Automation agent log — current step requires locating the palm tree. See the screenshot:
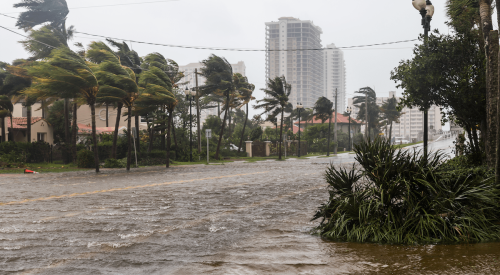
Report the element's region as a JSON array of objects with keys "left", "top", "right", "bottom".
[
  {"left": 199, "top": 55, "right": 252, "bottom": 159},
  {"left": 0, "top": 96, "right": 13, "bottom": 142},
  {"left": 353, "top": 87, "right": 379, "bottom": 140},
  {"left": 25, "top": 47, "right": 100, "bottom": 172},
  {"left": 106, "top": 39, "right": 143, "bottom": 155},
  {"left": 254, "top": 76, "right": 291, "bottom": 160},
  {"left": 313, "top": 97, "right": 334, "bottom": 155},
  {"left": 380, "top": 96, "right": 403, "bottom": 142},
  {"left": 15, "top": 0, "right": 76, "bottom": 148},
  {"left": 86, "top": 41, "right": 139, "bottom": 170},
  {"left": 2, "top": 61, "right": 33, "bottom": 143},
  {"left": 236, "top": 76, "right": 255, "bottom": 153}
]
